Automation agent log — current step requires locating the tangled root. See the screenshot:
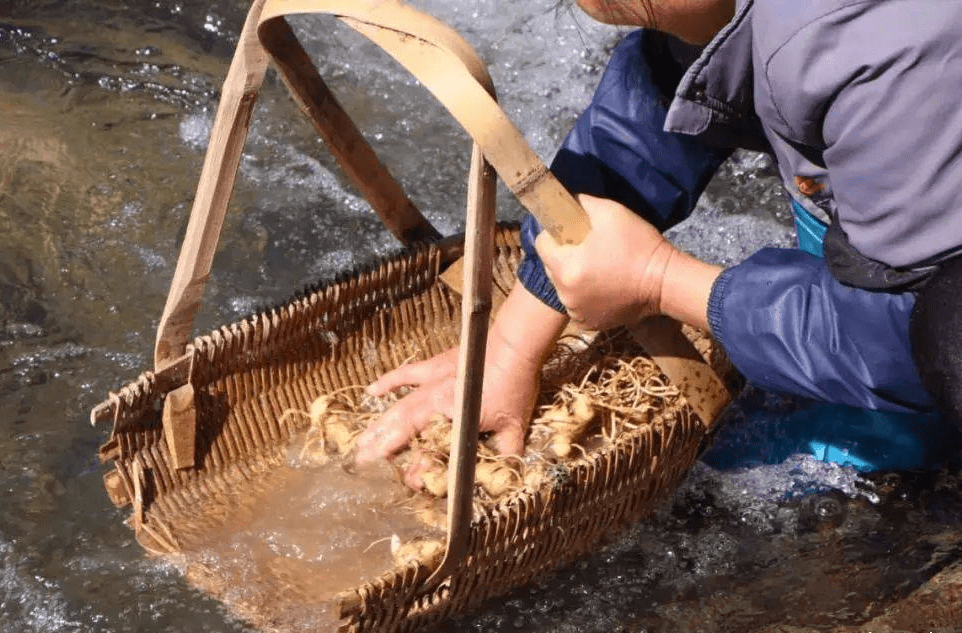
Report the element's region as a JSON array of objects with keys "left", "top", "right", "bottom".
[{"left": 280, "top": 385, "right": 375, "bottom": 465}]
